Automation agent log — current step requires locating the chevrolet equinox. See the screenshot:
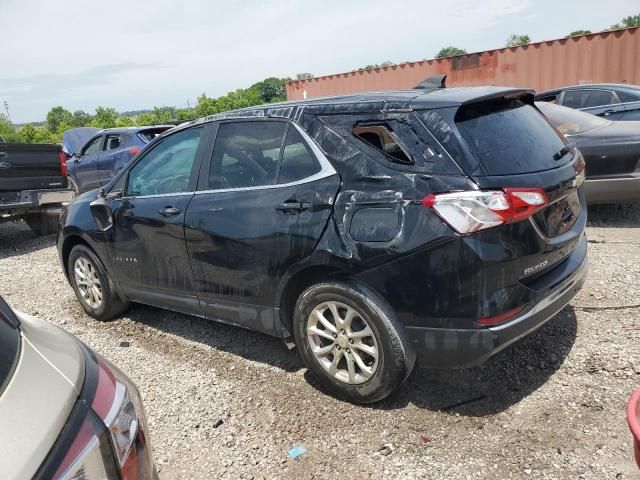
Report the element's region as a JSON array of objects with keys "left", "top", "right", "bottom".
[{"left": 58, "top": 85, "right": 587, "bottom": 403}]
